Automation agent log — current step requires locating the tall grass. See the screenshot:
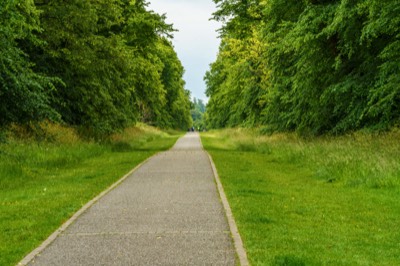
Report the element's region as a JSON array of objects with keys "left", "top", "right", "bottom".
[
  {"left": 202, "top": 128, "right": 400, "bottom": 265},
  {"left": 205, "top": 128, "right": 400, "bottom": 189},
  {"left": 0, "top": 123, "right": 181, "bottom": 266}
]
